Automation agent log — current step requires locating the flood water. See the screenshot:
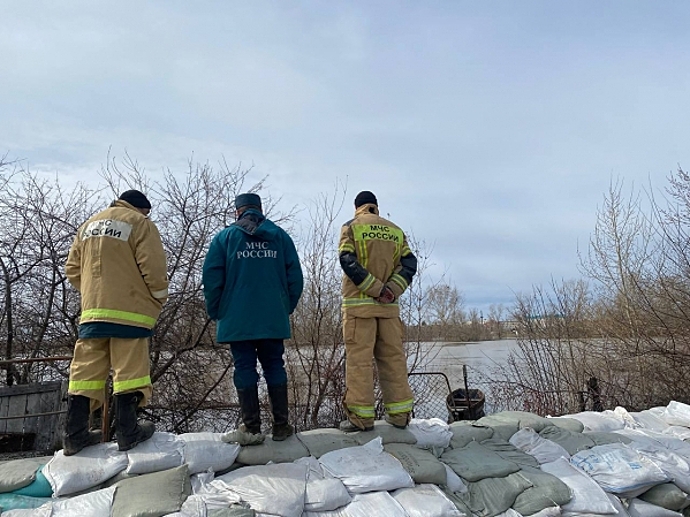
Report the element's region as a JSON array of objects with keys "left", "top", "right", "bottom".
[{"left": 410, "top": 339, "right": 521, "bottom": 418}]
